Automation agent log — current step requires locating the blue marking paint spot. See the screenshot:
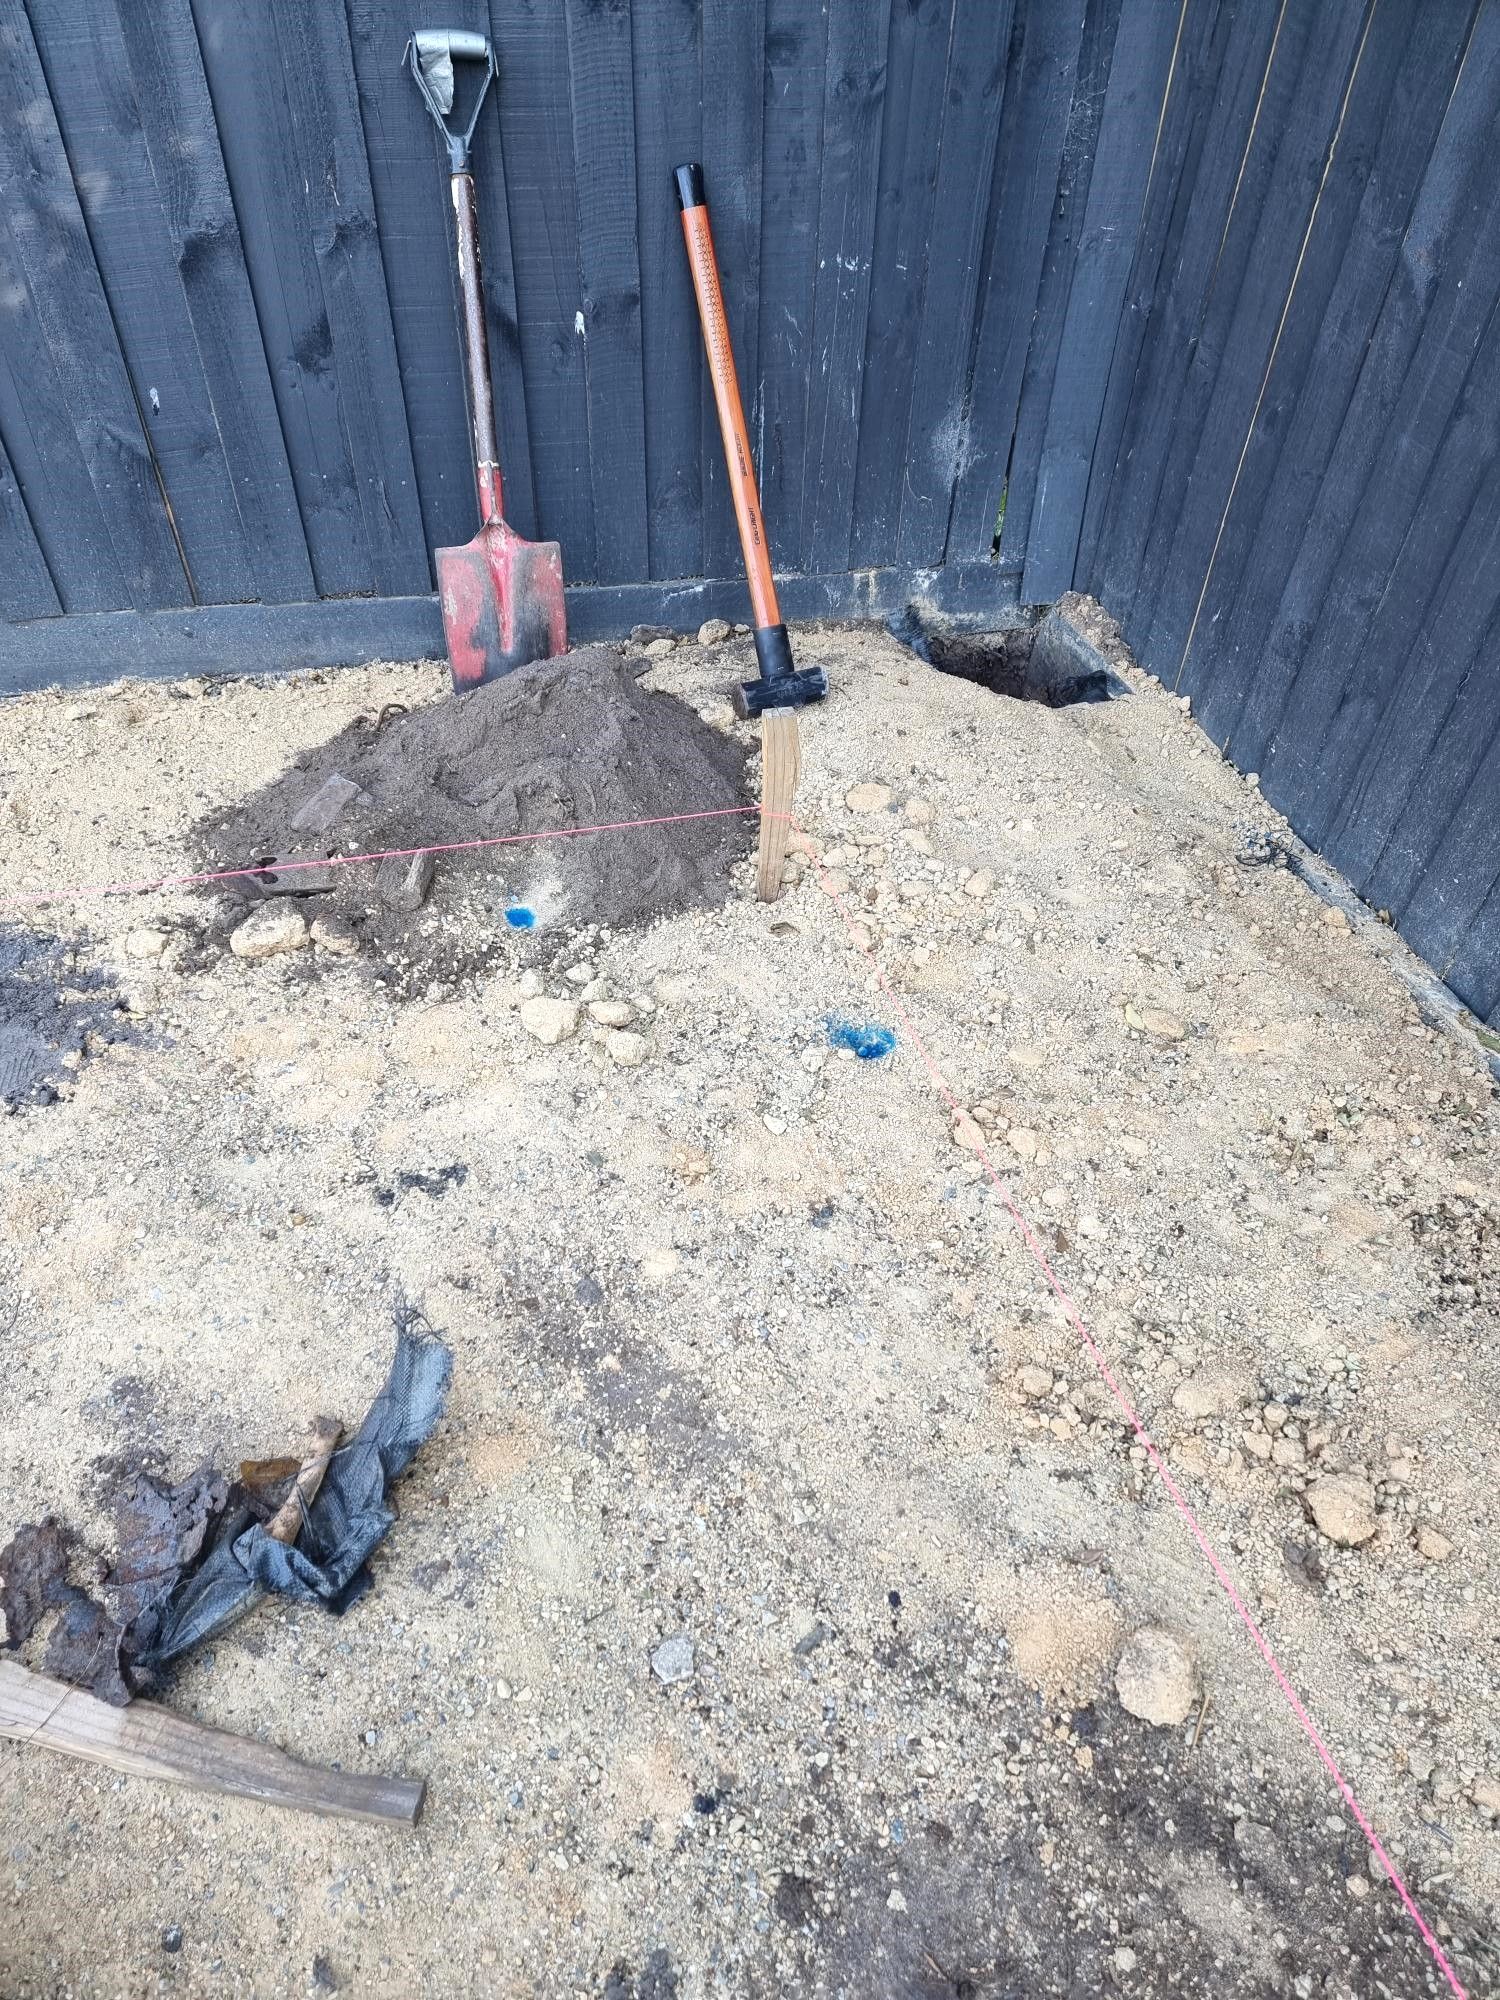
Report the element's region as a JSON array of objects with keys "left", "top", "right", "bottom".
[
  {"left": 504, "top": 906, "right": 537, "bottom": 930},
  {"left": 827, "top": 1017, "right": 896, "bottom": 1061}
]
